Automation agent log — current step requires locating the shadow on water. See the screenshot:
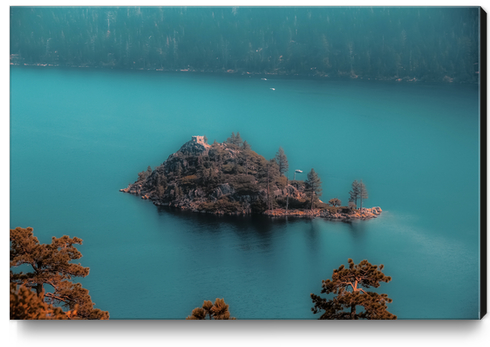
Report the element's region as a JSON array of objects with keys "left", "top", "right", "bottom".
[
  {"left": 343, "top": 219, "right": 367, "bottom": 240},
  {"left": 155, "top": 206, "right": 315, "bottom": 251},
  {"left": 156, "top": 206, "right": 308, "bottom": 232}
]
